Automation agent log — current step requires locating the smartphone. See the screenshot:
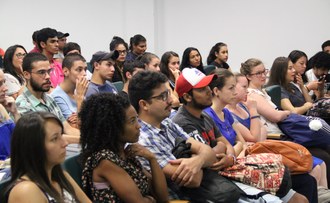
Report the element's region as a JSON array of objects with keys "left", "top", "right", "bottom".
[{"left": 318, "top": 75, "right": 326, "bottom": 82}]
